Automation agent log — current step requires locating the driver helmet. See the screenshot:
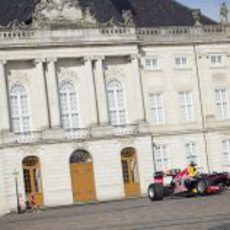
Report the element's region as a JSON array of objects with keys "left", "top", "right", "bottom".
[{"left": 190, "top": 161, "right": 197, "bottom": 166}]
